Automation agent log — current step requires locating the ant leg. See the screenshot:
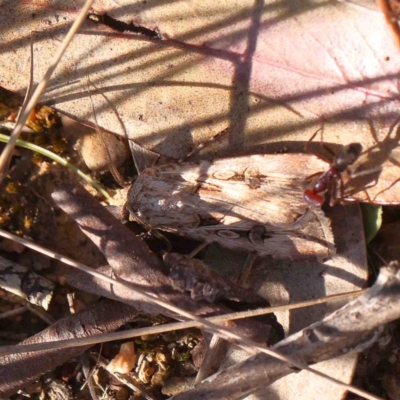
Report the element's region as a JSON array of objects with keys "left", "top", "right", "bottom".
[
  {"left": 364, "top": 116, "right": 400, "bottom": 155},
  {"left": 329, "top": 176, "right": 343, "bottom": 207},
  {"left": 304, "top": 127, "right": 322, "bottom": 153},
  {"left": 339, "top": 176, "right": 345, "bottom": 202},
  {"left": 367, "top": 118, "right": 380, "bottom": 145},
  {"left": 371, "top": 177, "right": 400, "bottom": 202},
  {"left": 238, "top": 253, "right": 257, "bottom": 288},
  {"left": 348, "top": 166, "right": 382, "bottom": 180},
  {"left": 316, "top": 127, "right": 338, "bottom": 160},
  {"left": 320, "top": 143, "right": 336, "bottom": 159},
  {"left": 188, "top": 241, "right": 210, "bottom": 257},
  {"left": 346, "top": 166, "right": 380, "bottom": 201},
  {"left": 362, "top": 189, "right": 373, "bottom": 203},
  {"left": 364, "top": 179, "right": 379, "bottom": 191},
  {"left": 305, "top": 127, "right": 333, "bottom": 164},
  {"left": 305, "top": 171, "right": 323, "bottom": 182},
  {"left": 338, "top": 165, "right": 380, "bottom": 202}
]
